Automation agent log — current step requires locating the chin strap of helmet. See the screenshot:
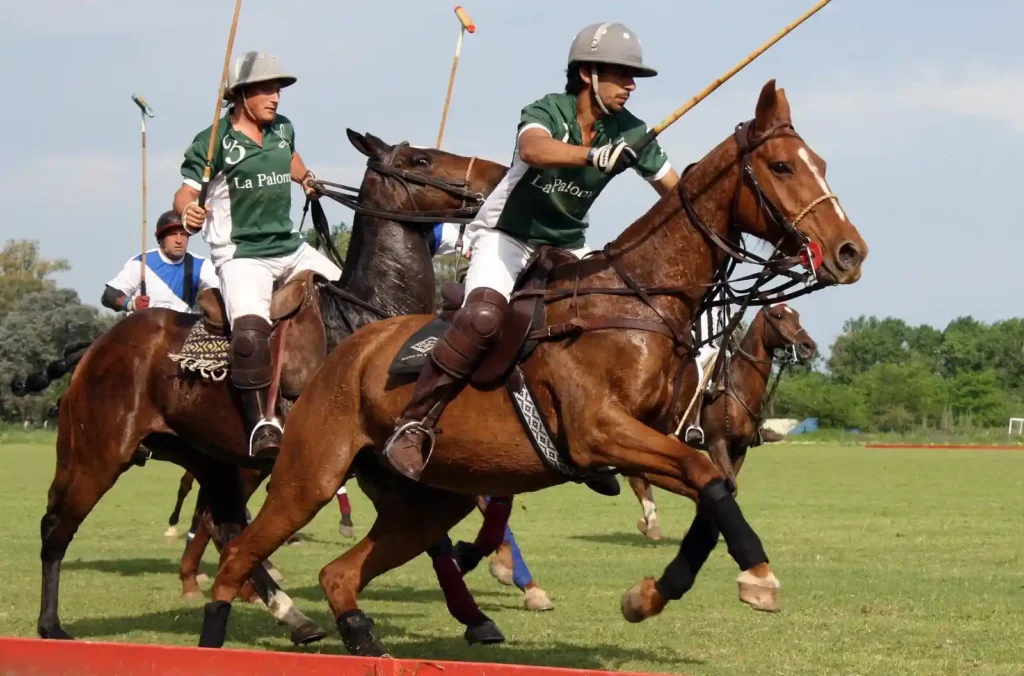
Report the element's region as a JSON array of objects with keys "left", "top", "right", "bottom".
[{"left": 590, "top": 64, "right": 610, "bottom": 116}]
